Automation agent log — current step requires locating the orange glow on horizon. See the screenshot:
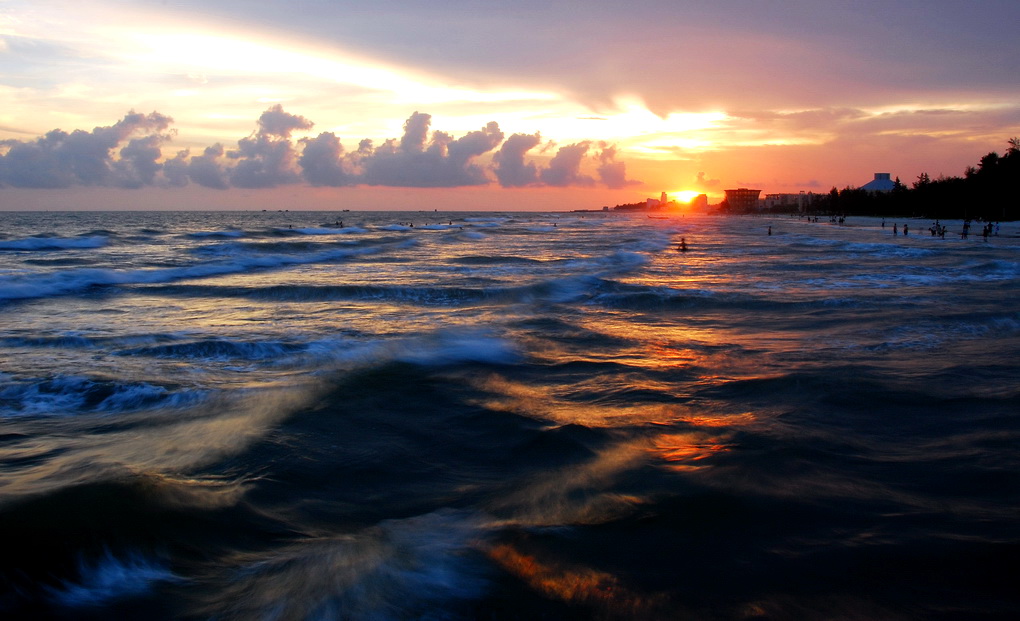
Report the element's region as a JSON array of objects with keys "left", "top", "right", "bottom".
[{"left": 671, "top": 190, "right": 702, "bottom": 204}]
